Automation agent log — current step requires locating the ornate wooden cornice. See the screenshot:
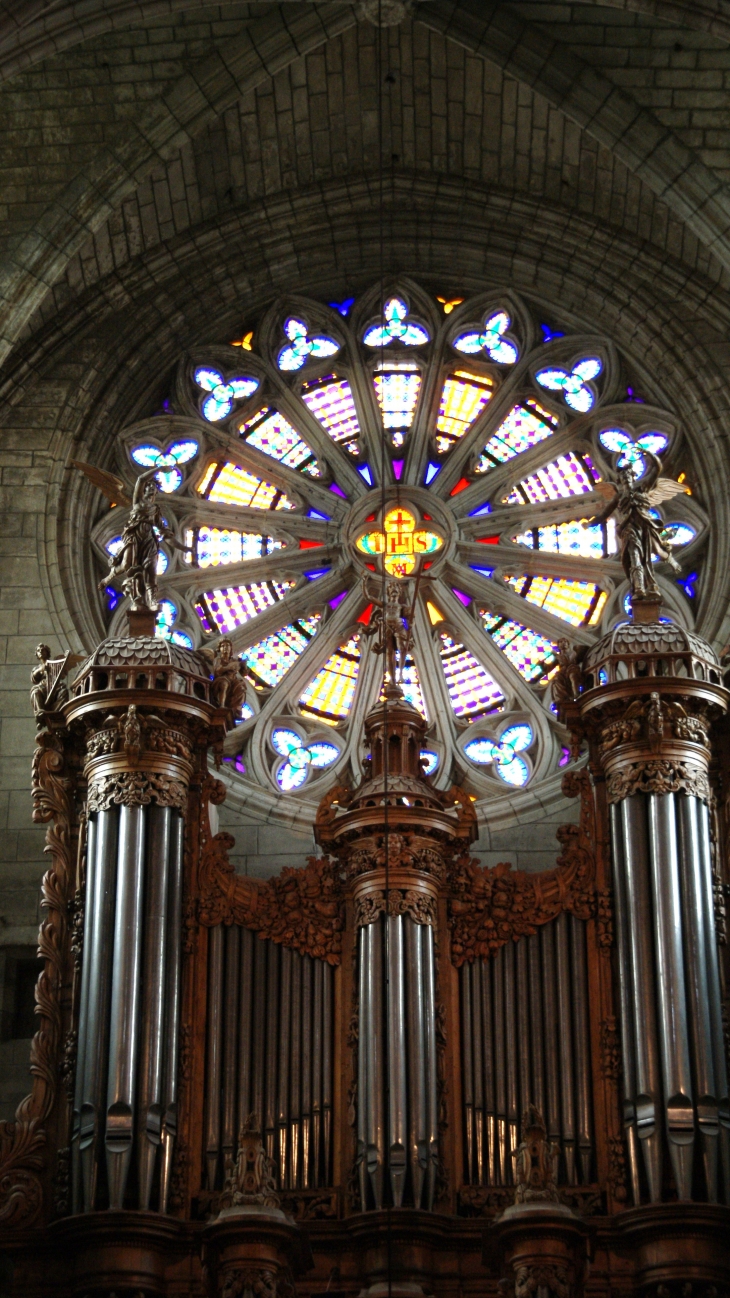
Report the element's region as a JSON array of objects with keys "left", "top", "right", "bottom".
[
  {"left": 448, "top": 770, "right": 597, "bottom": 966},
  {"left": 197, "top": 832, "right": 345, "bottom": 965}
]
